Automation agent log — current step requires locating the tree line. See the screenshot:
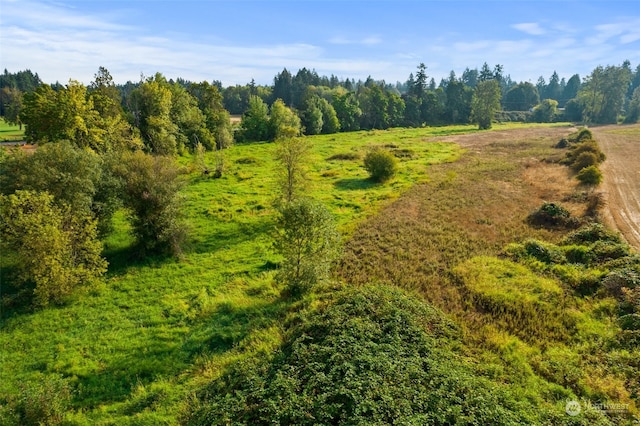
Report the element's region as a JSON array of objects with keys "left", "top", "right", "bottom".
[{"left": 2, "top": 60, "right": 640, "bottom": 148}]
